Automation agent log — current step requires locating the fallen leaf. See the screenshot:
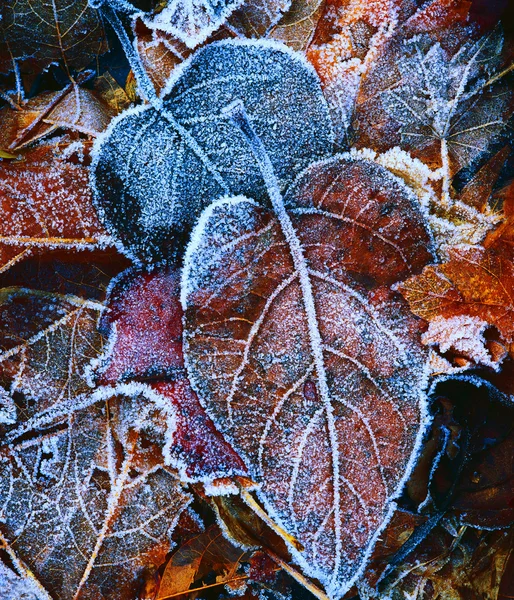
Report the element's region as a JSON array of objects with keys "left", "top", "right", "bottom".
[
  {"left": 157, "top": 525, "right": 245, "bottom": 599},
  {"left": 182, "top": 151, "right": 432, "bottom": 596},
  {"left": 397, "top": 245, "right": 514, "bottom": 346},
  {"left": 0, "top": 384, "right": 191, "bottom": 600},
  {"left": 0, "top": 287, "right": 104, "bottom": 407},
  {"left": 0, "top": 0, "right": 108, "bottom": 74},
  {"left": 355, "top": 25, "right": 513, "bottom": 176},
  {"left": 0, "top": 137, "right": 110, "bottom": 275},
  {"left": 91, "top": 40, "right": 333, "bottom": 262},
  {"left": 268, "top": 0, "right": 326, "bottom": 51},
  {"left": 228, "top": 0, "right": 292, "bottom": 41}
]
